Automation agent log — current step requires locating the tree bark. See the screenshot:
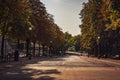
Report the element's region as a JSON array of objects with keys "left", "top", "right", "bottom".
[
  {"left": 42, "top": 45, "right": 45, "bottom": 56},
  {"left": 17, "top": 39, "right": 20, "bottom": 50},
  {"left": 1, "top": 35, "right": 5, "bottom": 62},
  {"left": 1, "top": 21, "right": 8, "bottom": 62},
  {"left": 38, "top": 43, "right": 41, "bottom": 57},
  {"left": 26, "top": 39, "right": 29, "bottom": 57},
  {"left": 33, "top": 41, "right": 36, "bottom": 57}
]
